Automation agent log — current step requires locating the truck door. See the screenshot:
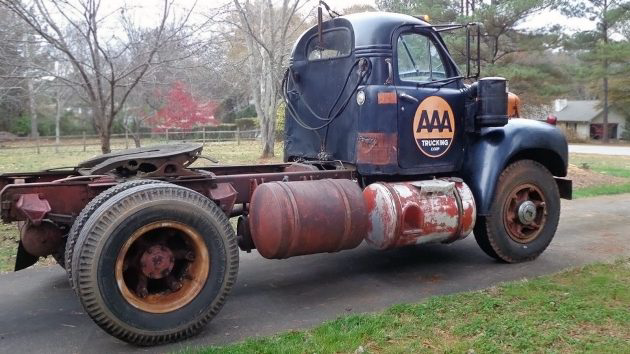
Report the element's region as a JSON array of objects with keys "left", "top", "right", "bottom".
[{"left": 394, "top": 29, "right": 466, "bottom": 173}]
